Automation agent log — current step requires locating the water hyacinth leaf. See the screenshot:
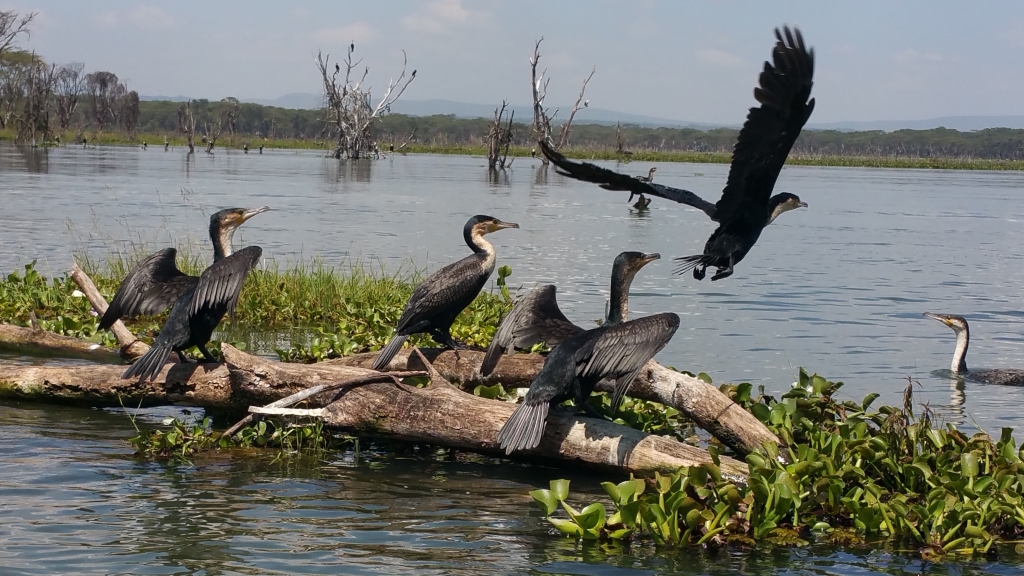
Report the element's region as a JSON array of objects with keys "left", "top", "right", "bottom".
[
  {"left": 577, "top": 503, "right": 606, "bottom": 531},
  {"left": 550, "top": 479, "right": 570, "bottom": 501},
  {"left": 961, "top": 452, "right": 980, "bottom": 478},
  {"left": 601, "top": 481, "right": 621, "bottom": 503},
  {"left": 530, "top": 489, "right": 558, "bottom": 516},
  {"left": 861, "top": 393, "right": 880, "bottom": 411},
  {"left": 751, "top": 402, "right": 771, "bottom": 423},
  {"left": 547, "top": 517, "right": 583, "bottom": 538}
]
